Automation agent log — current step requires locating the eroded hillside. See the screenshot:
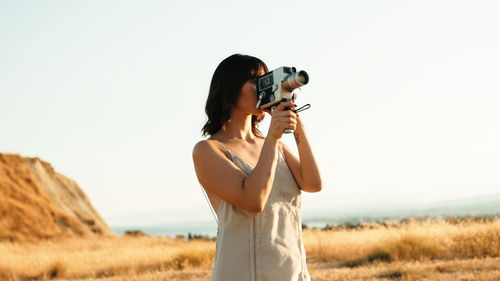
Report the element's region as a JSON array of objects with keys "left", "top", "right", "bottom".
[{"left": 0, "top": 153, "right": 116, "bottom": 242}]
